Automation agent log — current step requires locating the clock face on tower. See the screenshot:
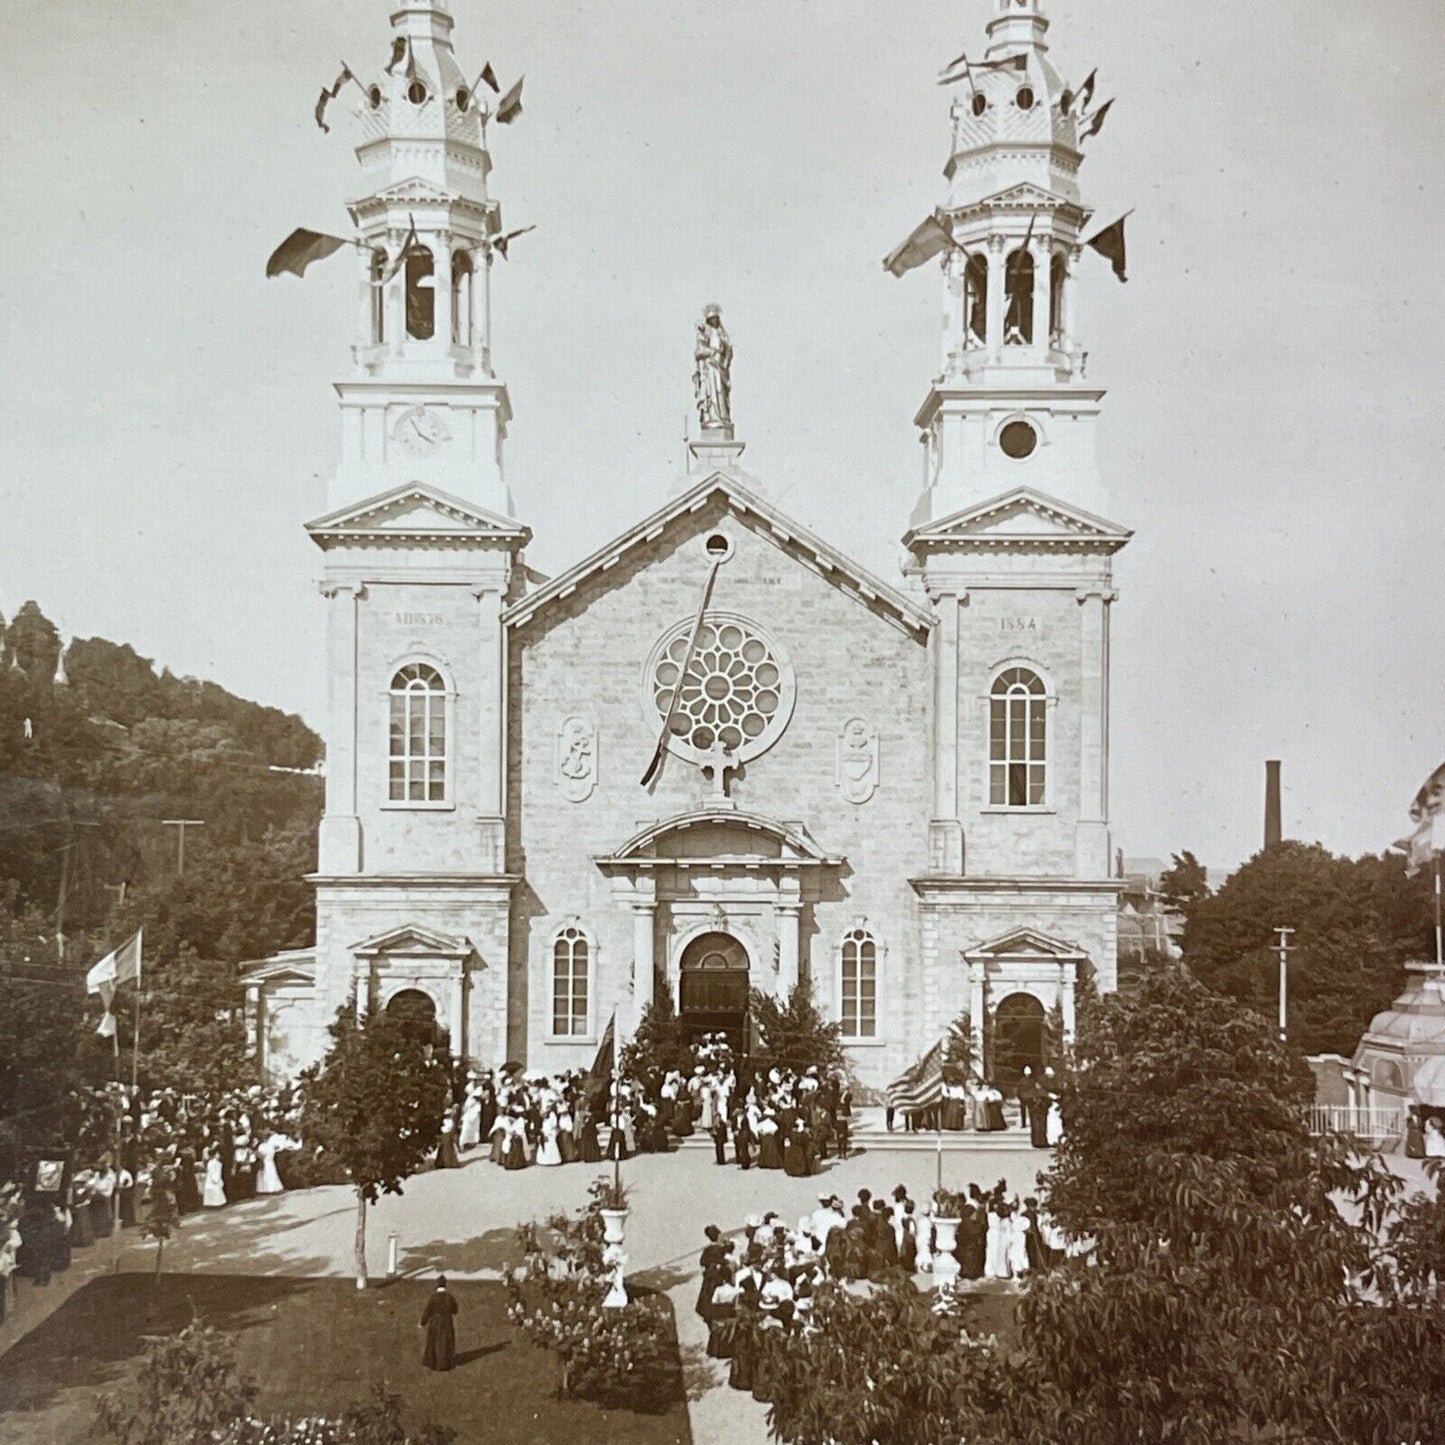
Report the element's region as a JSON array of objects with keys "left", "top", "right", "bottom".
[{"left": 393, "top": 405, "right": 451, "bottom": 458}]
